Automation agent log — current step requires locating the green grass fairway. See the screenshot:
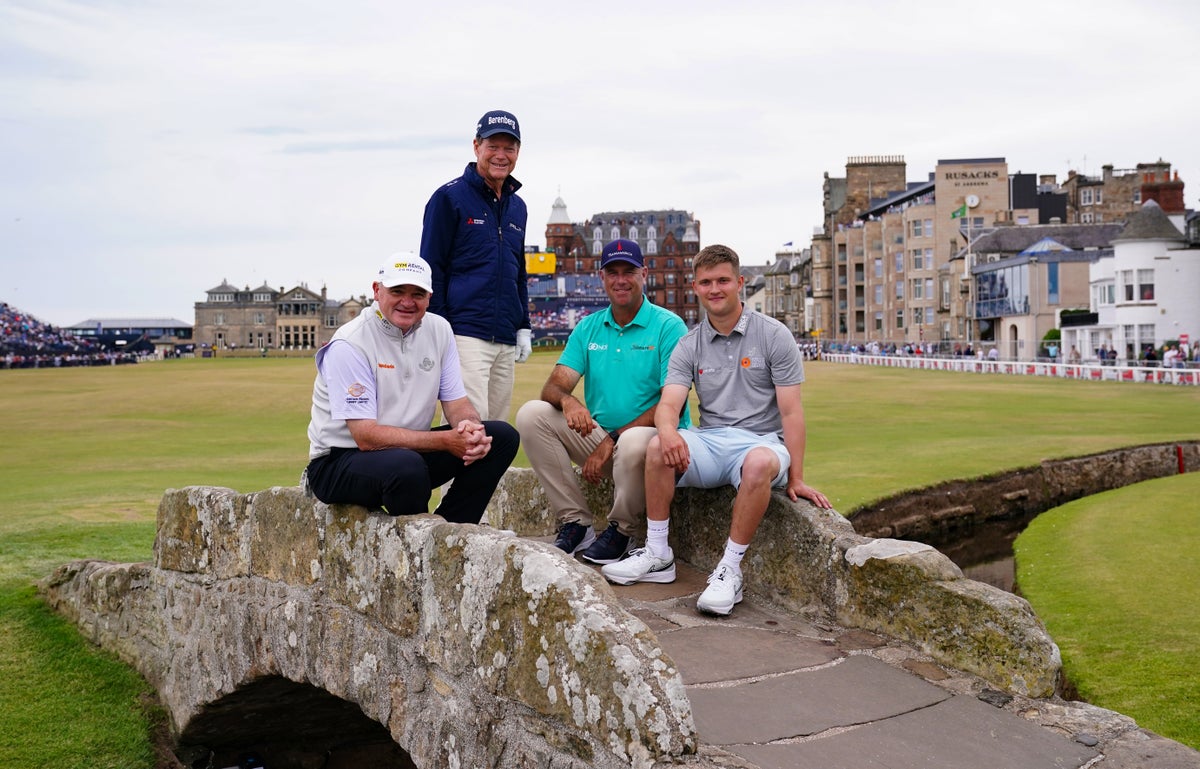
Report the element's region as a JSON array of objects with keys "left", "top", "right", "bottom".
[
  {"left": 0, "top": 354, "right": 1197, "bottom": 765},
  {"left": 1016, "top": 473, "right": 1200, "bottom": 749}
]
